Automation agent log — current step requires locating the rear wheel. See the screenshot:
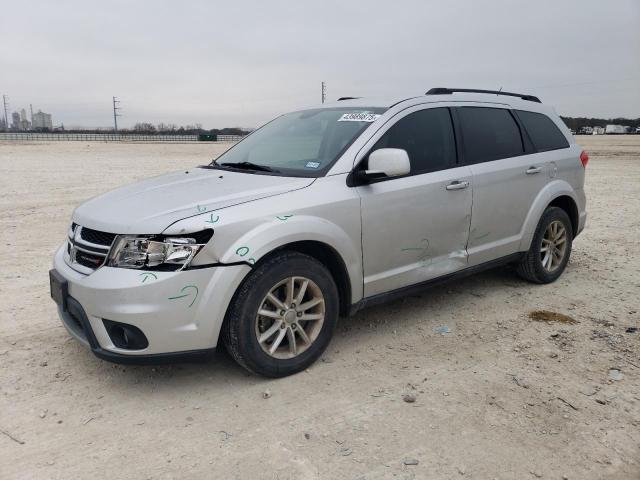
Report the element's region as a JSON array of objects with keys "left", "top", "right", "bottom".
[
  {"left": 222, "top": 251, "right": 339, "bottom": 377},
  {"left": 517, "top": 206, "right": 573, "bottom": 284}
]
